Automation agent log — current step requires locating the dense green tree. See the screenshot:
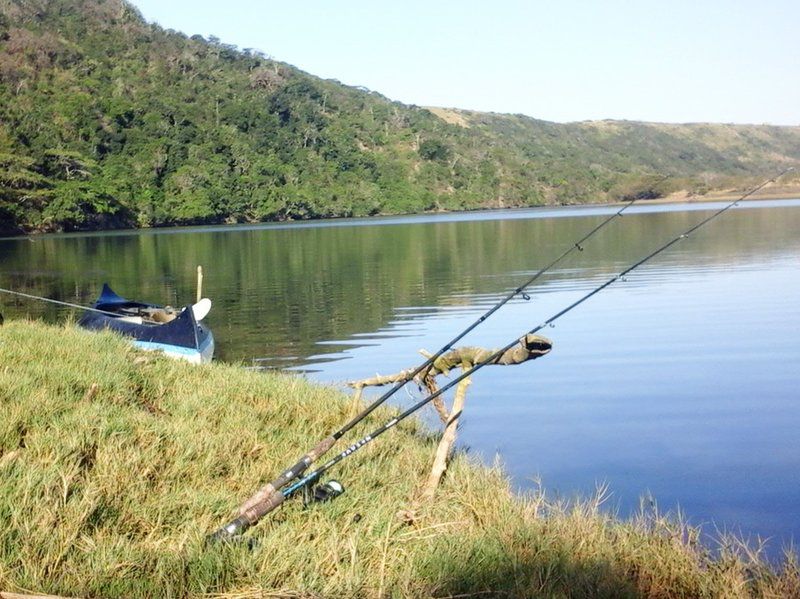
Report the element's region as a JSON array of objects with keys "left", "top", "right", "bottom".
[
  {"left": 418, "top": 139, "right": 451, "bottom": 162},
  {"left": 0, "top": 0, "right": 798, "bottom": 236}
]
